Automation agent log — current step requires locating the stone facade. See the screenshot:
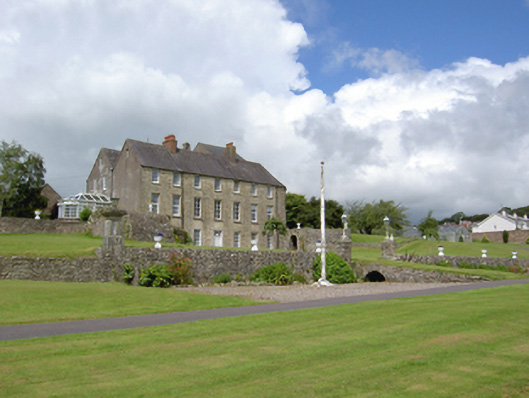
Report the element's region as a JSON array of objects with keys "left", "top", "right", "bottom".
[
  {"left": 354, "top": 263, "right": 488, "bottom": 283},
  {"left": 0, "top": 217, "right": 88, "bottom": 234},
  {"left": 397, "top": 253, "right": 529, "bottom": 269},
  {"left": 0, "top": 248, "right": 317, "bottom": 284},
  {"left": 87, "top": 136, "right": 287, "bottom": 250},
  {"left": 280, "top": 228, "right": 352, "bottom": 260}
]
